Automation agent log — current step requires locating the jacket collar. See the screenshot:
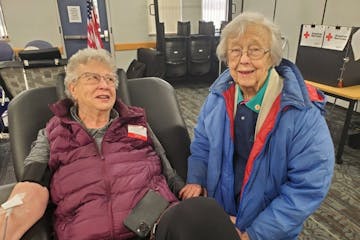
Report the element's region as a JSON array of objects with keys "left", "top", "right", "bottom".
[
  {"left": 210, "top": 68, "right": 234, "bottom": 95},
  {"left": 211, "top": 59, "right": 326, "bottom": 111}
]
